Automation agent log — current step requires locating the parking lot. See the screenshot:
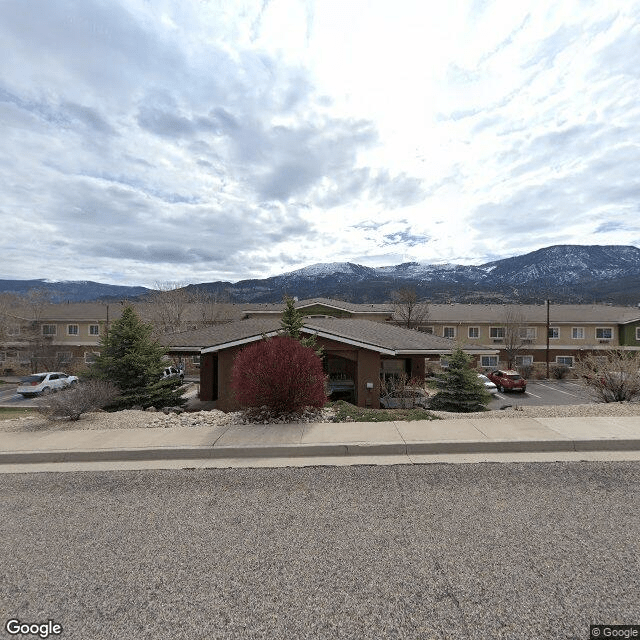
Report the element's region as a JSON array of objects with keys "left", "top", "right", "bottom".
[
  {"left": 487, "top": 379, "right": 593, "bottom": 409},
  {"left": 0, "top": 378, "right": 596, "bottom": 410}
]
